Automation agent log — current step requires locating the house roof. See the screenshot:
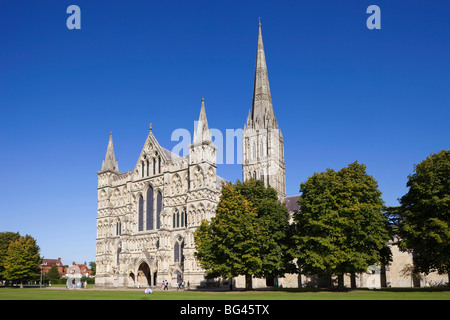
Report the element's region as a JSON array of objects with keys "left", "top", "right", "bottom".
[{"left": 42, "top": 258, "right": 63, "bottom": 266}]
